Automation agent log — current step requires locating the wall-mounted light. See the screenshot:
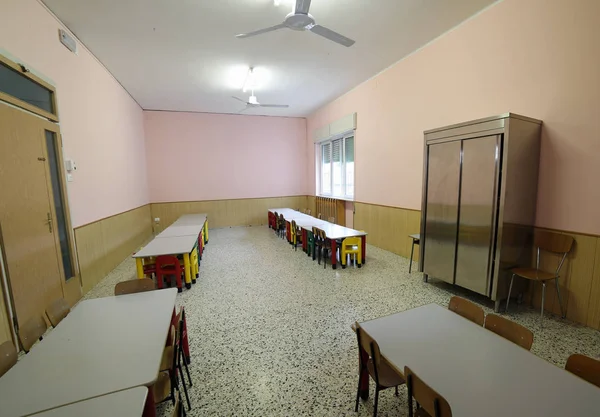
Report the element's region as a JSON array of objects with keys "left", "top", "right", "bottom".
[{"left": 274, "top": 0, "right": 281, "bottom": 6}]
